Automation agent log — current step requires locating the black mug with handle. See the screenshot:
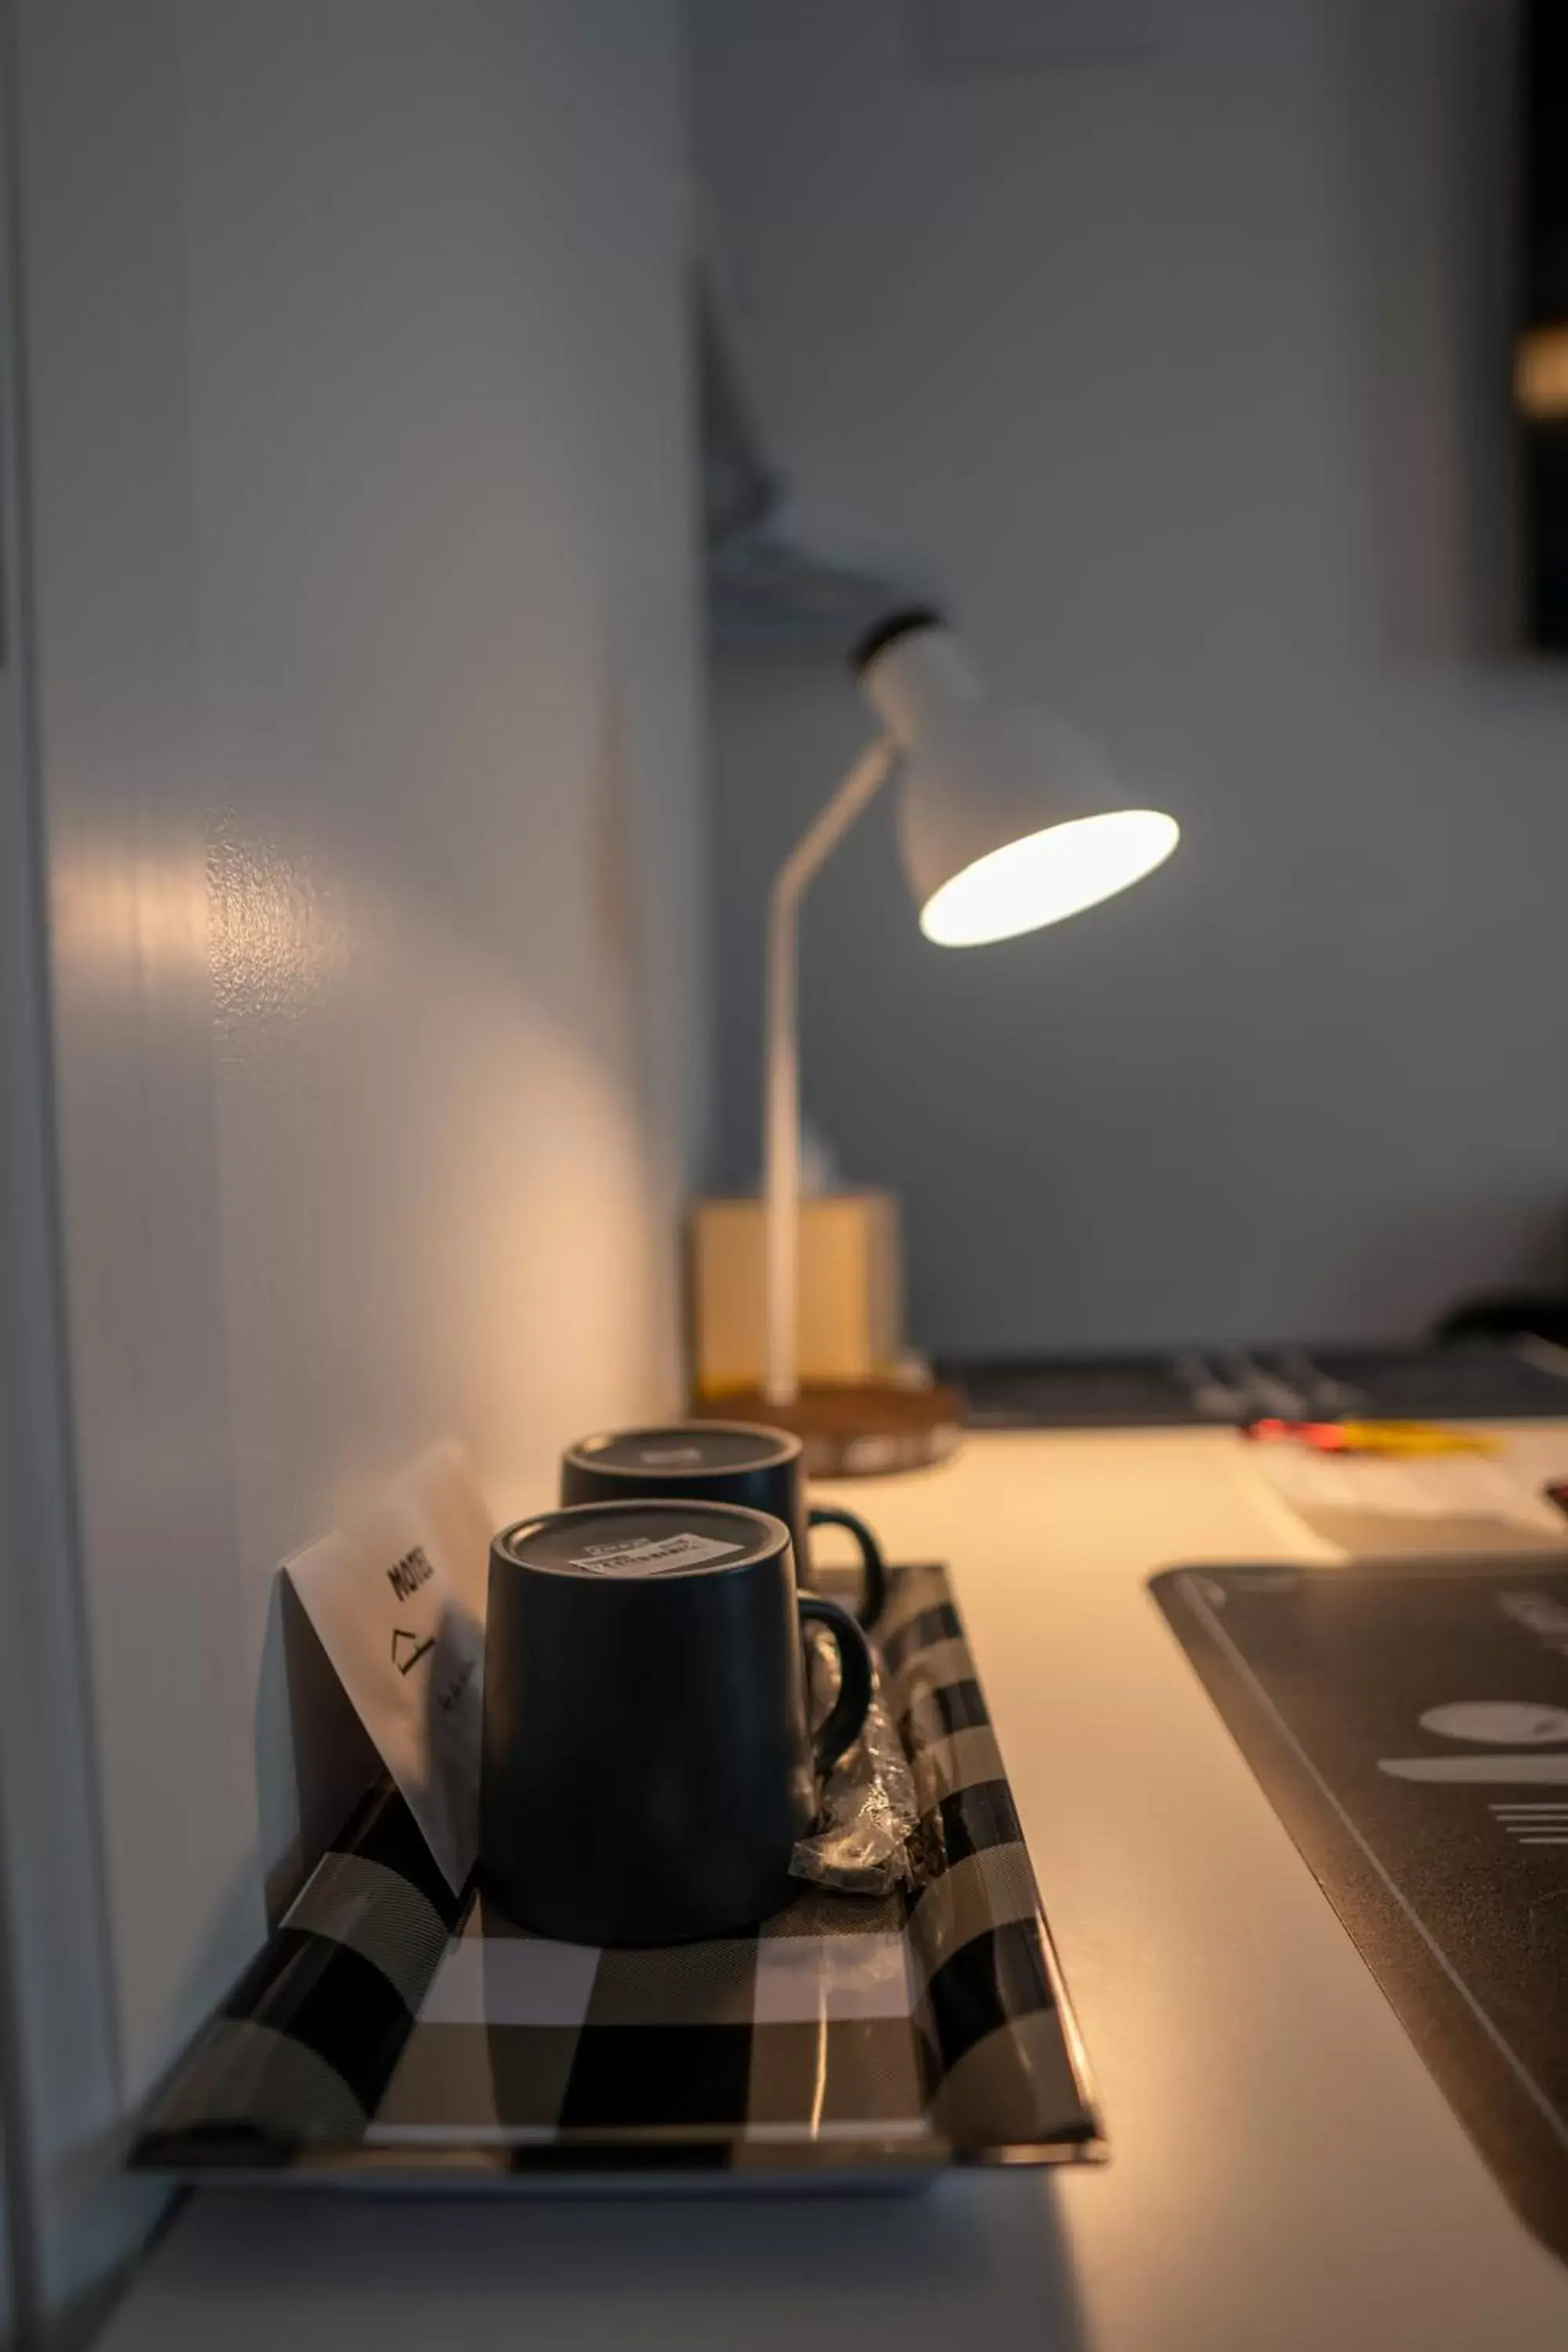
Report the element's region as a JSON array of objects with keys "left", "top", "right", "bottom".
[
  {"left": 480, "top": 1500, "right": 873, "bottom": 1944},
  {"left": 561, "top": 1421, "right": 887, "bottom": 1628}
]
